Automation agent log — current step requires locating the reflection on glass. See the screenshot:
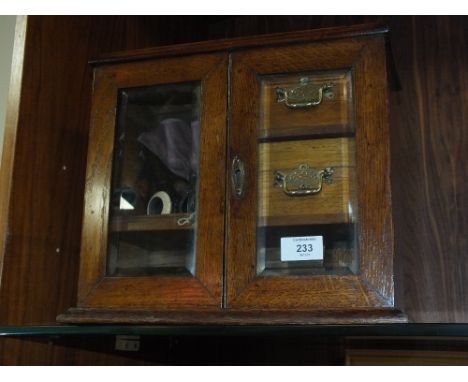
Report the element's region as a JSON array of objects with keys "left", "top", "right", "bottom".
[
  {"left": 256, "top": 70, "right": 358, "bottom": 276},
  {"left": 107, "top": 82, "right": 201, "bottom": 277}
]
